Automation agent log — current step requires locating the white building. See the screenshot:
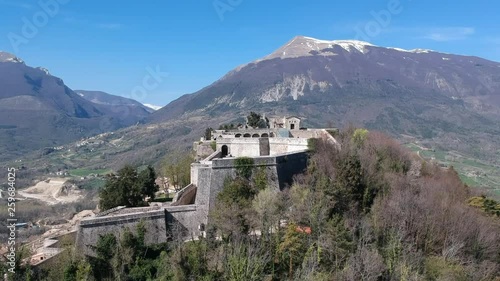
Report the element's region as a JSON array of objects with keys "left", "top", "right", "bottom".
[{"left": 268, "top": 116, "right": 301, "bottom": 130}]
